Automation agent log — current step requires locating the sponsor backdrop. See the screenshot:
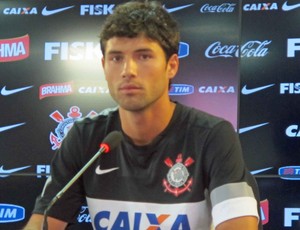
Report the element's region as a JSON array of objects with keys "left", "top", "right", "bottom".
[{"left": 0, "top": 0, "right": 298, "bottom": 229}]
